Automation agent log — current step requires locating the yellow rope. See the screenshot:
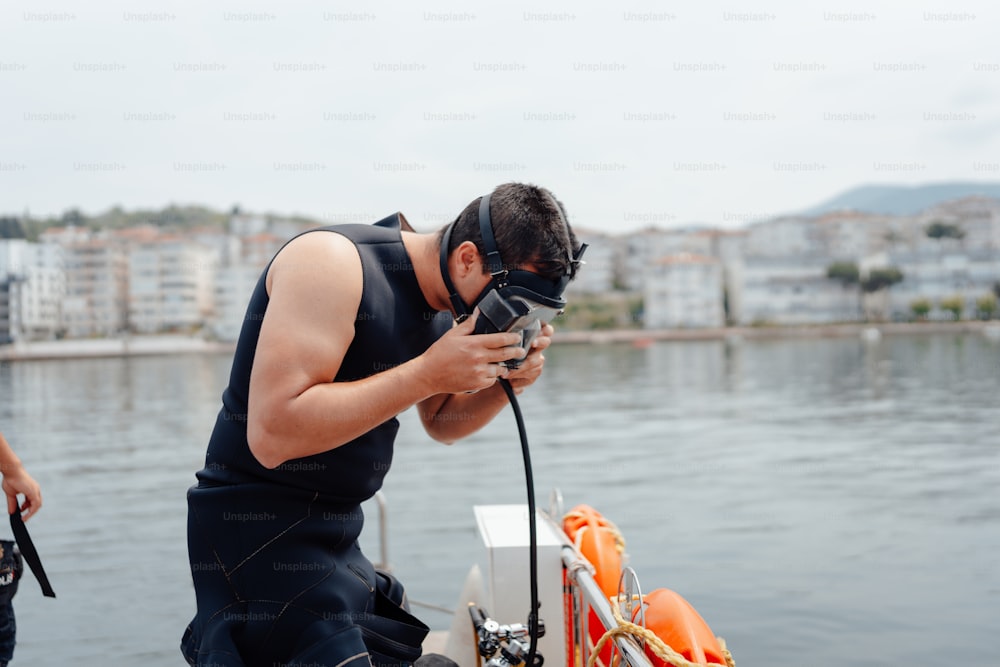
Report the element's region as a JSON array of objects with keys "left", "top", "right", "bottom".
[{"left": 586, "top": 595, "right": 735, "bottom": 667}]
